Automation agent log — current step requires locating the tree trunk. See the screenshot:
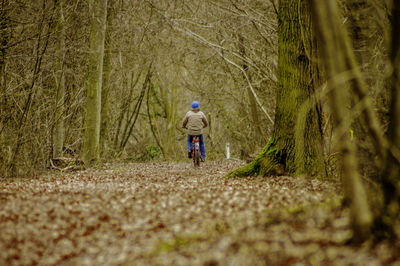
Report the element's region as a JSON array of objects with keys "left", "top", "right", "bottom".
[
  {"left": 345, "top": 0, "right": 382, "bottom": 179},
  {"left": 311, "top": 0, "right": 372, "bottom": 243},
  {"left": 345, "top": 0, "right": 374, "bottom": 86},
  {"left": 229, "top": 0, "right": 325, "bottom": 178},
  {"left": 99, "top": 1, "right": 113, "bottom": 156},
  {"left": 0, "top": 0, "right": 9, "bottom": 122},
  {"left": 377, "top": 0, "right": 400, "bottom": 238},
  {"left": 113, "top": 70, "right": 141, "bottom": 151},
  {"left": 0, "top": 0, "right": 9, "bottom": 173},
  {"left": 146, "top": 82, "right": 165, "bottom": 157},
  {"left": 238, "top": 34, "right": 264, "bottom": 143},
  {"left": 119, "top": 72, "right": 149, "bottom": 150},
  {"left": 53, "top": 1, "right": 66, "bottom": 158},
  {"left": 160, "top": 74, "right": 178, "bottom": 159},
  {"left": 82, "top": 0, "right": 108, "bottom": 166}
]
